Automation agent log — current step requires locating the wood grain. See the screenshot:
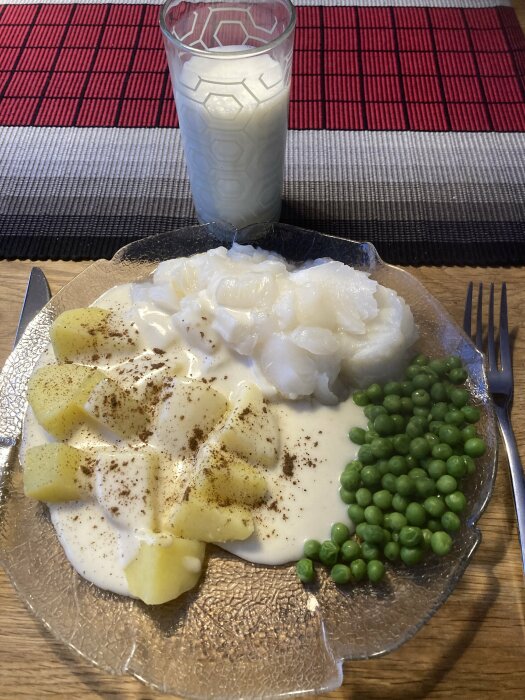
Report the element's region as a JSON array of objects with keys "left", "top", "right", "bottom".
[{"left": 0, "top": 260, "right": 524, "bottom": 698}]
